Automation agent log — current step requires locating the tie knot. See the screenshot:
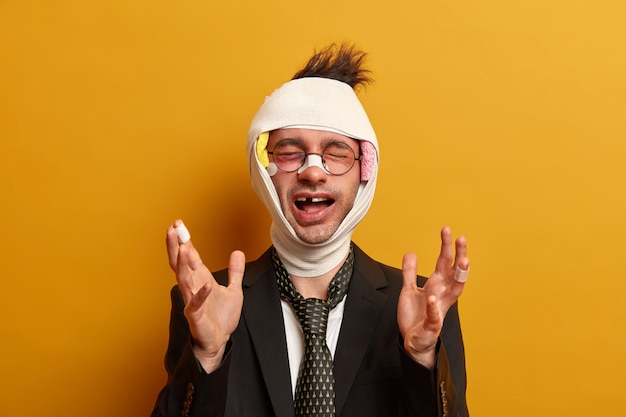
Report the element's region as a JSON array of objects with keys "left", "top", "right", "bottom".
[{"left": 293, "top": 298, "right": 330, "bottom": 336}]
